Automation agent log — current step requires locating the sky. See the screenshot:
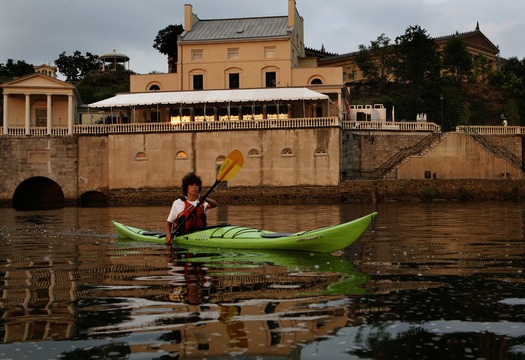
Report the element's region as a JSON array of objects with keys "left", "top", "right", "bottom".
[{"left": 1, "top": 0, "right": 524, "bottom": 78}]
